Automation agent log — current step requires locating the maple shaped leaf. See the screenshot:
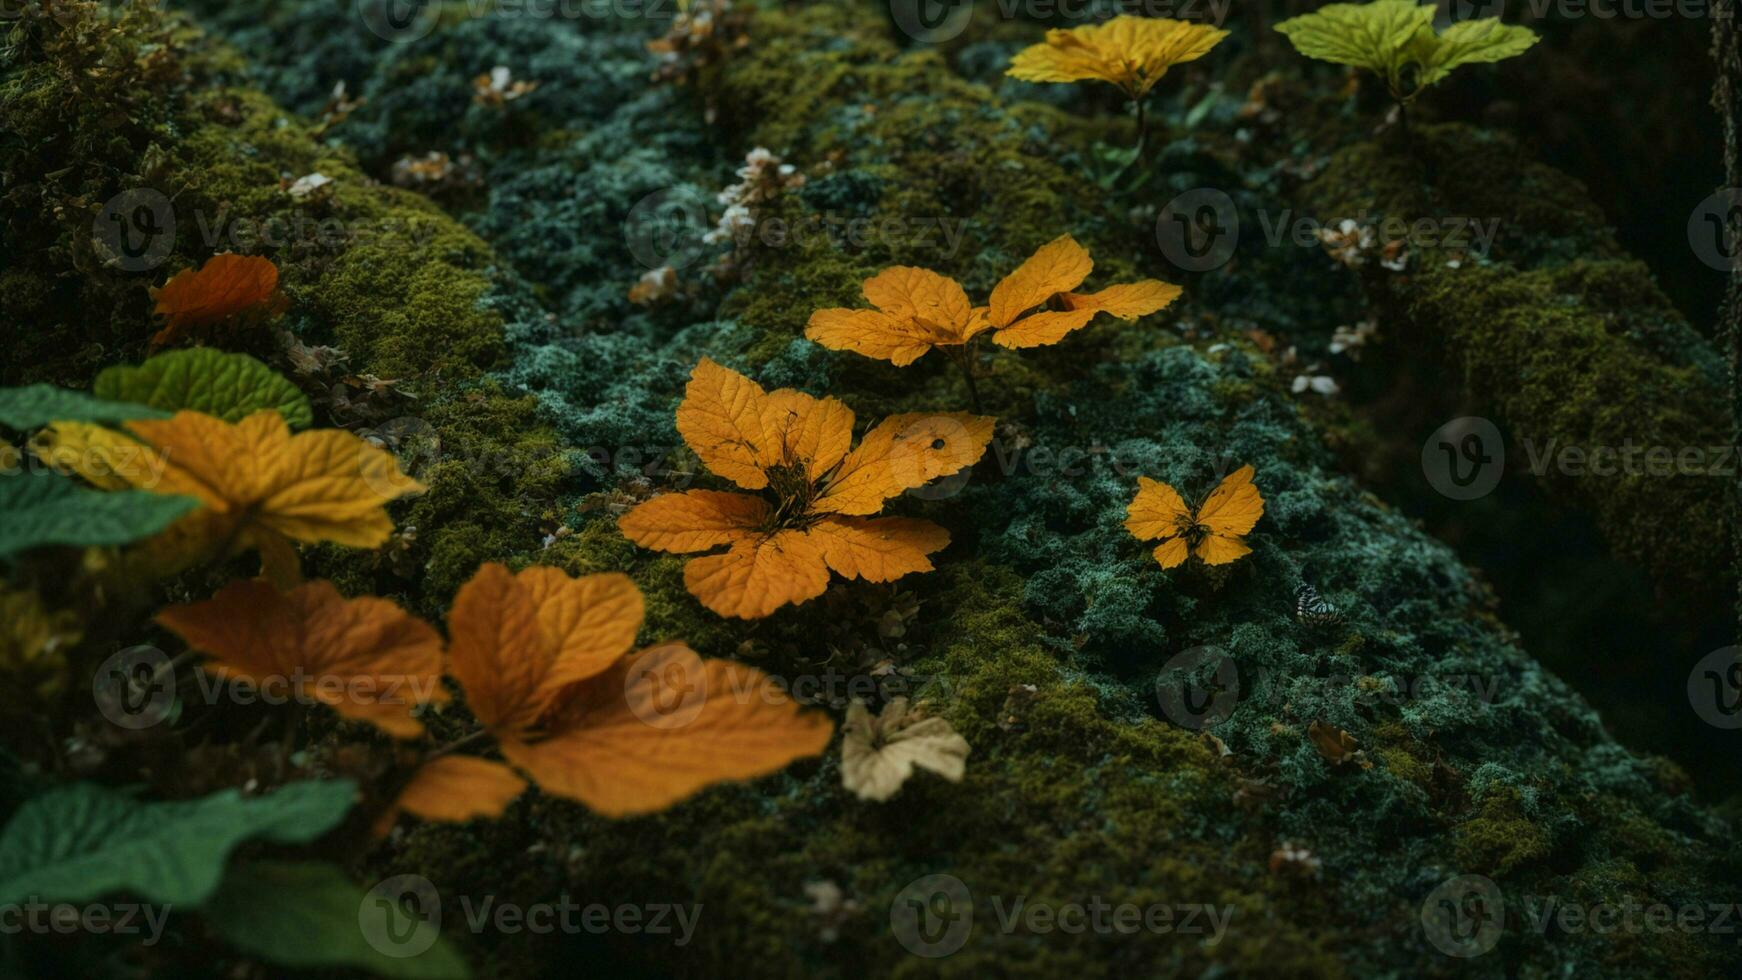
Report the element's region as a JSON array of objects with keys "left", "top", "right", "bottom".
[
  {"left": 620, "top": 359, "right": 994, "bottom": 618},
  {"left": 428, "top": 562, "right": 833, "bottom": 817},
  {"left": 150, "top": 254, "right": 288, "bottom": 348},
  {"left": 1006, "top": 15, "right": 1229, "bottom": 98},
  {"left": 840, "top": 698, "right": 970, "bottom": 802},
  {"left": 805, "top": 236, "right": 1180, "bottom": 364},
  {"left": 1124, "top": 464, "right": 1265, "bottom": 568},
  {"left": 30, "top": 409, "right": 423, "bottom": 581},
  {"left": 157, "top": 579, "right": 447, "bottom": 737}
]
